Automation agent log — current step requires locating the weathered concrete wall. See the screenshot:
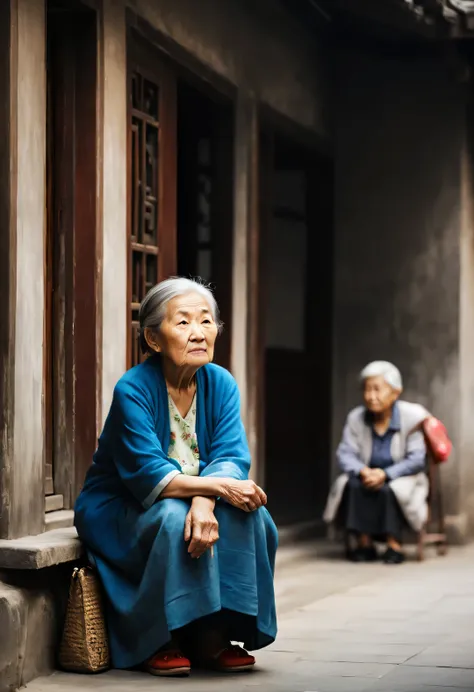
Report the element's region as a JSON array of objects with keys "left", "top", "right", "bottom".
[
  {"left": 0, "top": 565, "right": 71, "bottom": 692},
  {"left": 334, "top": 45, "right": 469, "bottom": 536},
  {"left": 129, "top": 0, "right": 330, "bottom": 138}
]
